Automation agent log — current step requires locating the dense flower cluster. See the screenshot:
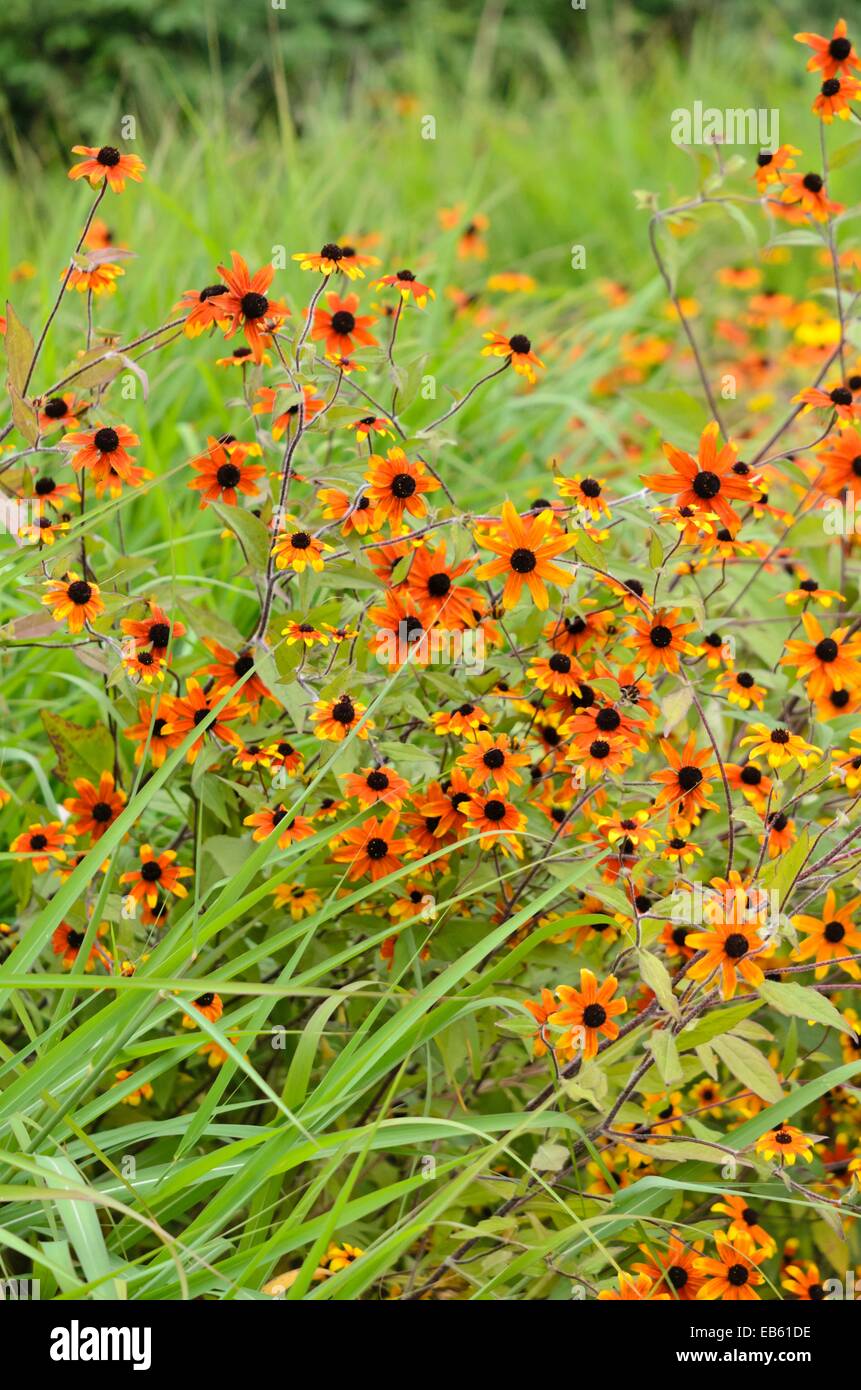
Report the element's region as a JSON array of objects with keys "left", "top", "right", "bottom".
[{"left": 2, "top": 19, "right": 861, "bottom": 1302}]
